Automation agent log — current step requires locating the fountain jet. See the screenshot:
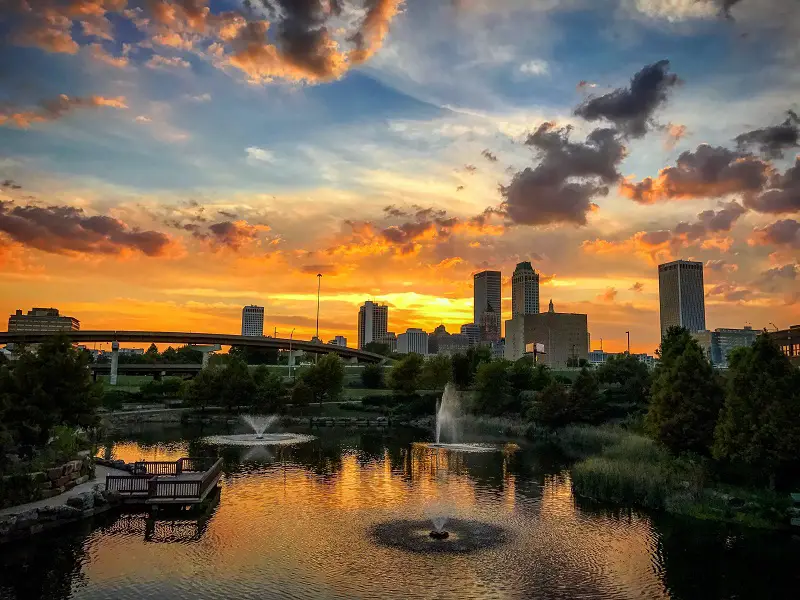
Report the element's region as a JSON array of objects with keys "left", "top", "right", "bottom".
[{"left": 242, "top": 414, "right": 278, "bottom": 440}]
